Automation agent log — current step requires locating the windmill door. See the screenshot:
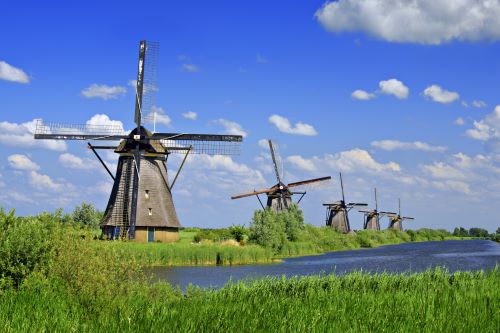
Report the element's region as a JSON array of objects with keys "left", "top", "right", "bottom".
[{"left": 148, "top": 227, "right": 155, "bottom": 242}]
